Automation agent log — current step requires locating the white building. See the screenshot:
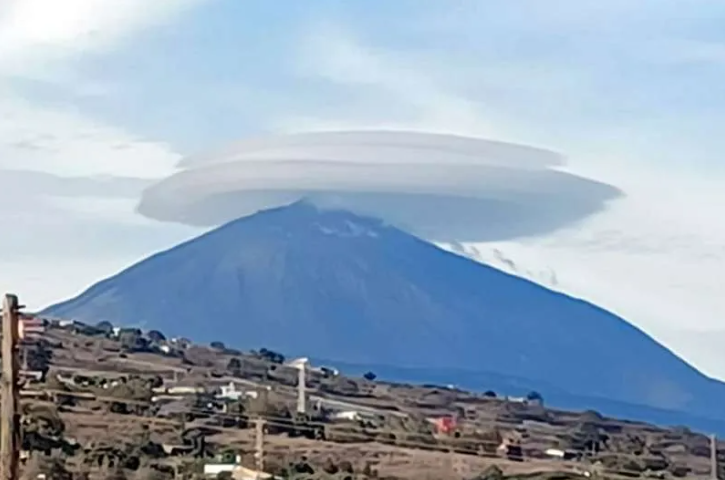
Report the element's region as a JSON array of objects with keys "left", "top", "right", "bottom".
[
  {"left": 330, "top": 410, "right": 362, "bottom": 421},
  {"left": 218, "top": 382, "right": 245, "bottom": 400}
]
